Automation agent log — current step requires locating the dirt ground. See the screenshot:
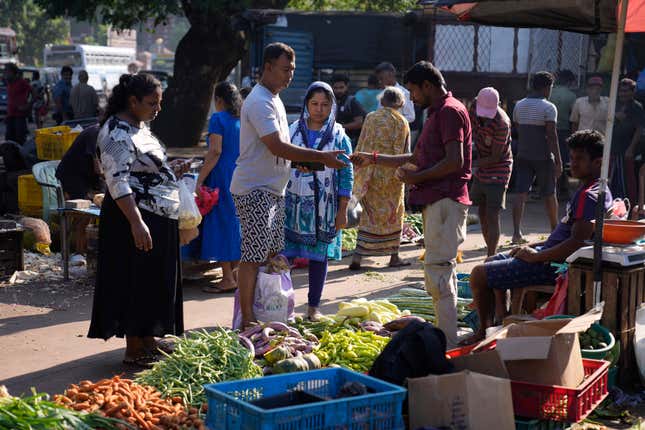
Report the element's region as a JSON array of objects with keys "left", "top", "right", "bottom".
[{"left": 1, "top": 198, "right": 643, "bottom": 429}]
